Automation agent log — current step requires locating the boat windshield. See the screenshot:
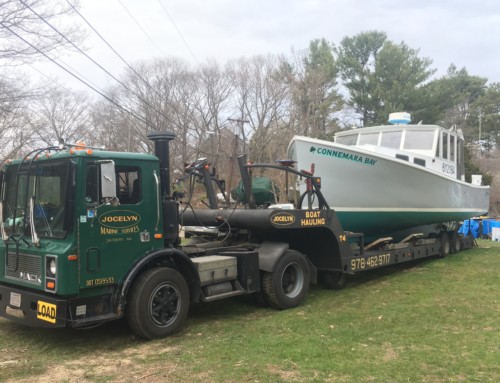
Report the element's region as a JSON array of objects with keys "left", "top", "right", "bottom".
[
  {"left": 403, "top": 130, "right": 435, "bottom": 150},
  {"left": 358, "top": 132, "right": 379, "bottom": 145},
  {"left": 380, "top": 131, "right": 402, "bottom": 149},
  {"left": 336, "top": 128, "right": 437, "bottom": 153},
  {"left": 336, "top": 134, "right": 358, "bottom": 146},
  {"left": 2, "top": 160, "right": 73, "bottom": 239}
]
